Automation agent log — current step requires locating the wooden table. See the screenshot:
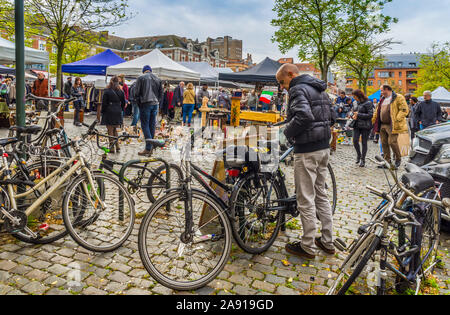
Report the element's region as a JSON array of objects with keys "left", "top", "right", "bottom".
[{"left": 199, "top": 107, "right": 284, "bottom": 127}]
